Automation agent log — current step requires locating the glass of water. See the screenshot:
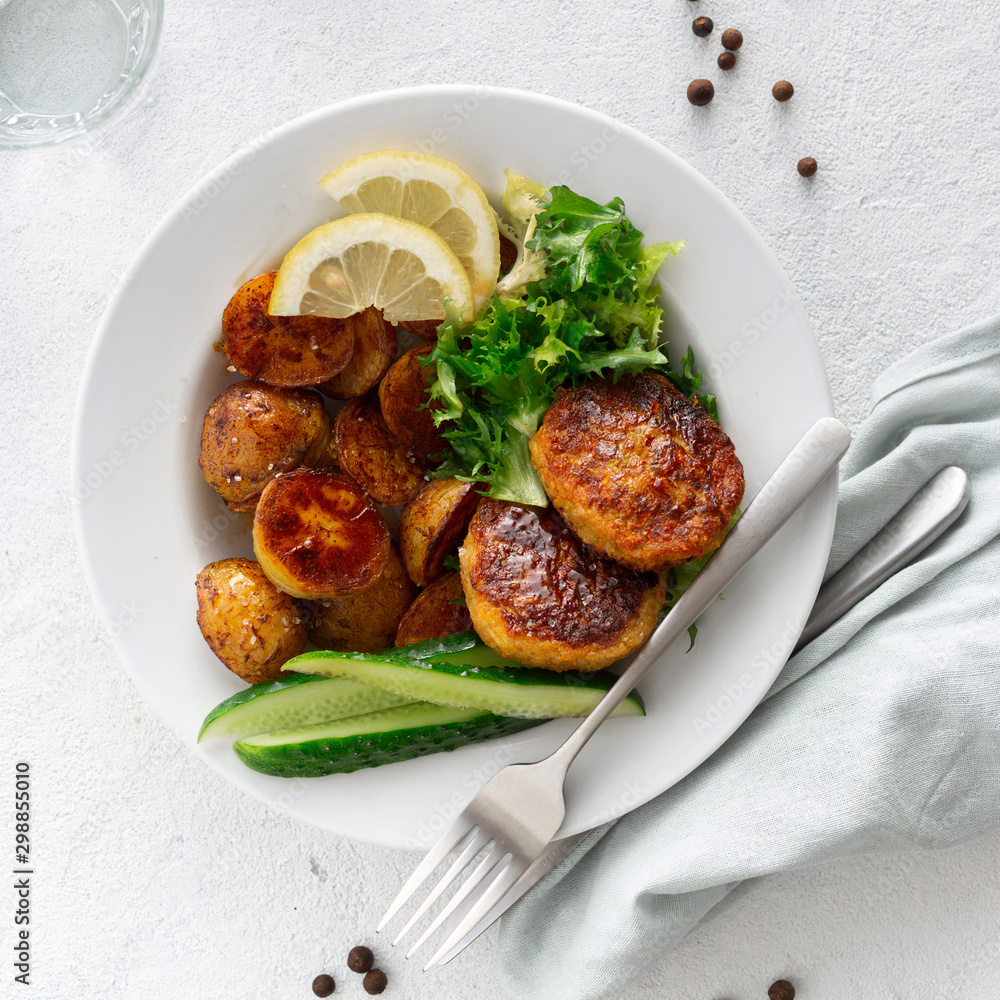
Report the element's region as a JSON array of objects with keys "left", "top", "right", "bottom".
[{"left": 0, "top": 0, "right": 163, "bottom": 149}]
